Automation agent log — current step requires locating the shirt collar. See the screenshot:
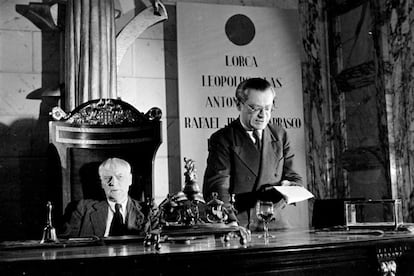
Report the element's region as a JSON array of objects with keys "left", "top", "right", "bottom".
[
  {"left": 239, "top": 117, "right": 263, "bottom": 136},
  {"left": 107, "top": 198, "right": 128, "bottom": 214}
]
